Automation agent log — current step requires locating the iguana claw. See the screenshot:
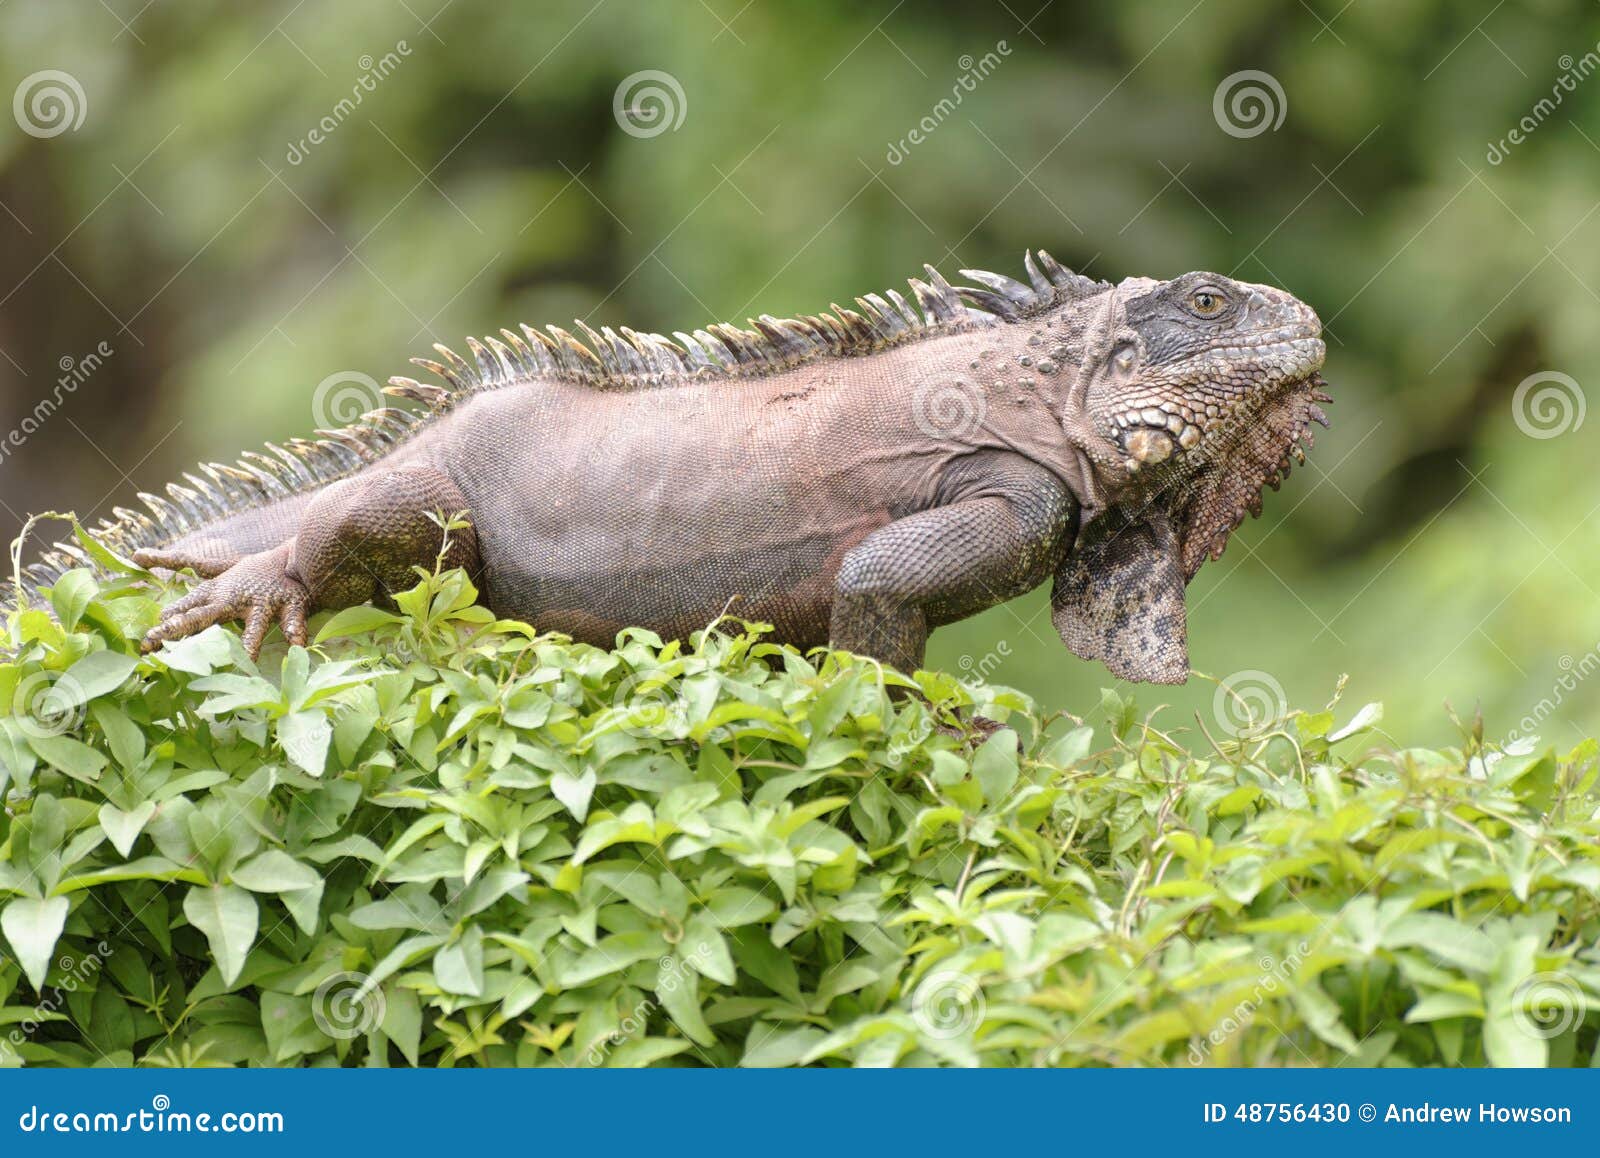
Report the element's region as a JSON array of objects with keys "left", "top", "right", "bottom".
[{"left": 137, "top": 542, "right": 309, "bottom": 660}]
